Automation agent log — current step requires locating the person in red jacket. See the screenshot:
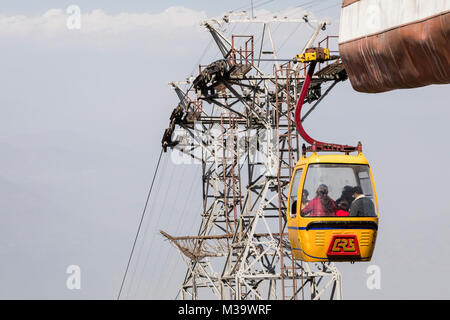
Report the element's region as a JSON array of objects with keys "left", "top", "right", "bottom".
[
  {"left": 301, "top": 184, "right": 337, "bottom": 217},
  {"left": 336, "top": 200, "right": 350, "bottom": 217}
]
